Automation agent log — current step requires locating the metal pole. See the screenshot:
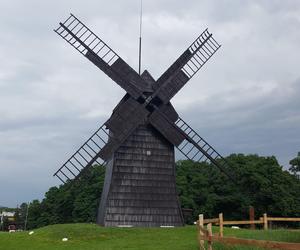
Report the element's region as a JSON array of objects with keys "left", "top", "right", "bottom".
[
  {"left": 138, "top": 0, "right": 143, "bottom": 75},
  {"left": 0, "top": 213, "right": 3, "bottom": 231},
  {"left": 24, "top": 203, "right": 29, "bottom": 231}
]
